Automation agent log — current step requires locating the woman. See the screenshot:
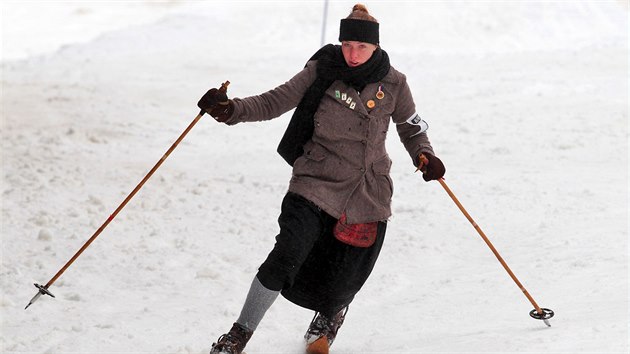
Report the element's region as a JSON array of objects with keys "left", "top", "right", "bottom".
[{"left": 198, "top": 4, "right": 445, "bottom": 354}]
